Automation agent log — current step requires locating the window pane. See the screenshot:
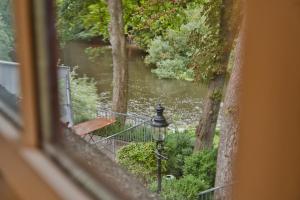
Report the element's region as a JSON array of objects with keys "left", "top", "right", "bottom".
[{"left": 0, "top": 0, "right": 21, "bottom": 126}]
